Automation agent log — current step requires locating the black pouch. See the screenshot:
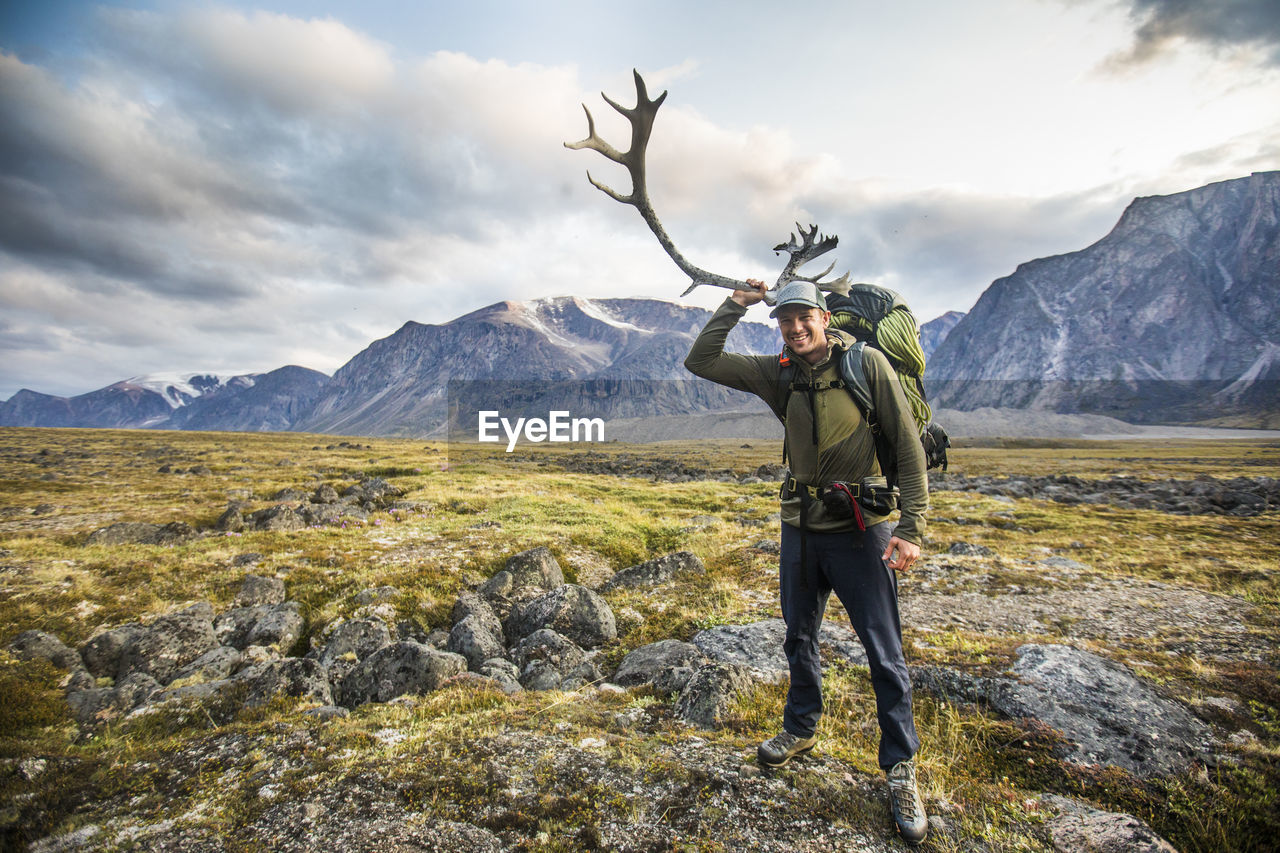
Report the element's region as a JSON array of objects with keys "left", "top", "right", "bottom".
[
  {"left": 857, "top": 476, "right": 900, "bottom": 515},
  {"left": 821, "top": 482, "right": 857, "bottom": 520}
]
